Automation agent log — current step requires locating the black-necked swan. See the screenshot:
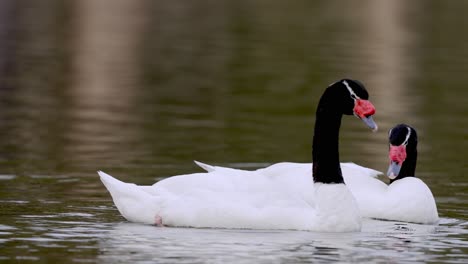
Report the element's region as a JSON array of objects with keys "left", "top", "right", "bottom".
[{"left": 98, "top": 79, "right": 378, "bottom": 232}]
